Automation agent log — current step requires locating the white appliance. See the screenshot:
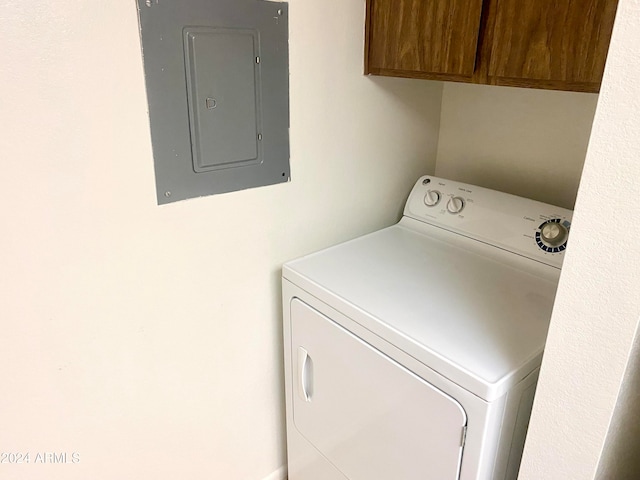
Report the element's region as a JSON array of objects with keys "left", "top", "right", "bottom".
[{"left": 282, "top": 176, "right": 572, "bottom": 480}]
